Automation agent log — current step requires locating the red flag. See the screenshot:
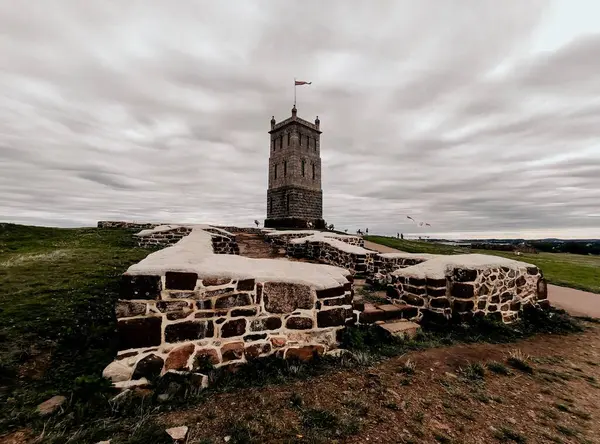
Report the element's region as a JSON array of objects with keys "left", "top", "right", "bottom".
[{"left": 295, "top": 80, "right": 312, "bottom": 85}]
